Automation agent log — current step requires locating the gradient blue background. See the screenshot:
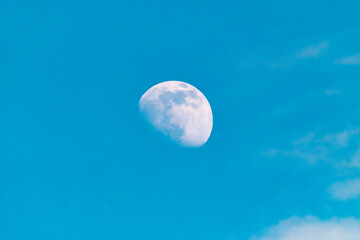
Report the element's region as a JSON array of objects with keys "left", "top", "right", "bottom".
[{"left": 1, "top": 0, "right": 360, "bottom": 239}]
